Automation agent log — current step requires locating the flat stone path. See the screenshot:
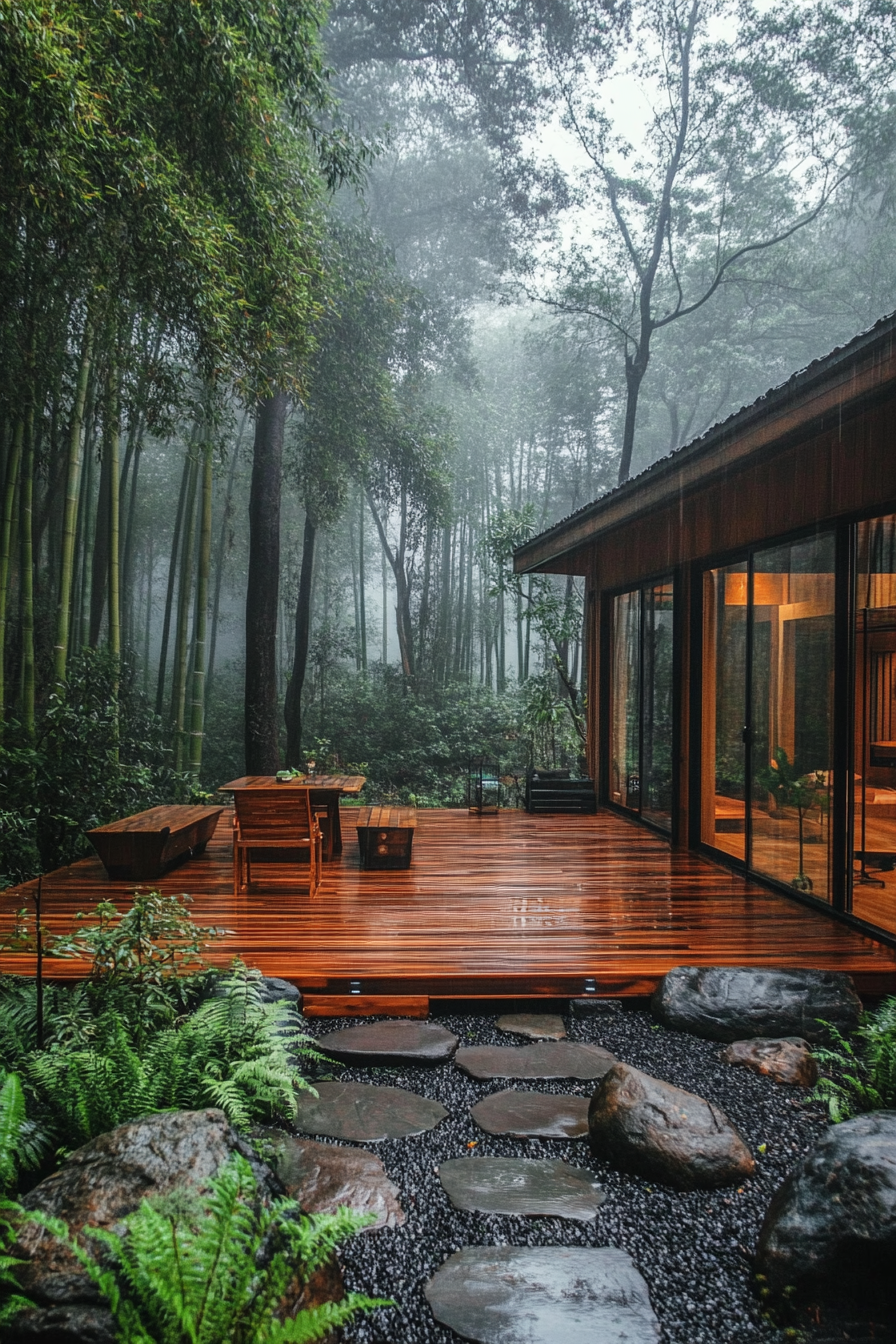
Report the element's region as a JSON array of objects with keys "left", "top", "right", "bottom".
[
  {"left": 425, "top": 1246, "right": 661, "bottom": 1344},
  {"left": 497, "top": 1012, "right": 566, "bottom": 1040},
  {"left": 455, "top": 1041, "right": 616, "bottom": 1080},
  {"left": 252, "top": 1130, "right": 404, "bottom": 1229},
  {"left": 315, "top": 1019, "right": 458, "bottom": 1065},
  {"left": 294, "top": 1080, "right": 448, "bottom": 1141},
  {"left": 471, "top": 1088, "right": 589, "bottom": 1138},
  {"left": 438, "top": 1157, "right": 606, "bottom": 1220}
]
